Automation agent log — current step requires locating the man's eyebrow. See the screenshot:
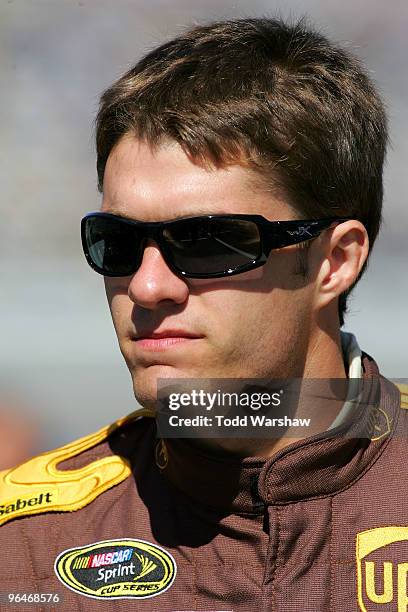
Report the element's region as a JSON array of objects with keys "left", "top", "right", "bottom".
[
  {"left": 100, "top": 207, "right": 133, "bottom": 219},
  {"left": 101, "top": 205, "right": 232, "bottom": 221}
]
